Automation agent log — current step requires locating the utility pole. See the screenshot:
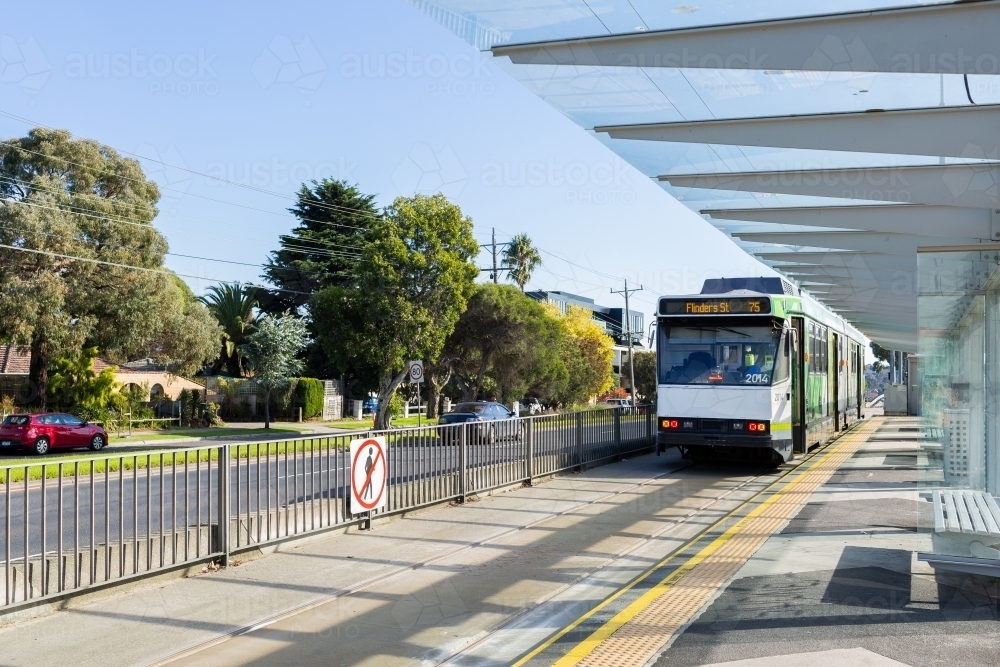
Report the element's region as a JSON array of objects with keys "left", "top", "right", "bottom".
[
  {"left": 491, "top": 227, "right": 498, "bottom": 284},
  {"left": 480, "top": 227, "right": 509, "bottom": 282},
  {"left": 611, "top": 280, "right": 644, "bottom": 407}
]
